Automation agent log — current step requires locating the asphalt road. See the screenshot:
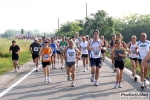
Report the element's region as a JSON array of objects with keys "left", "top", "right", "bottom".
[{"left": 0, "top": 58, "right": 150, "bottom": 100}]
